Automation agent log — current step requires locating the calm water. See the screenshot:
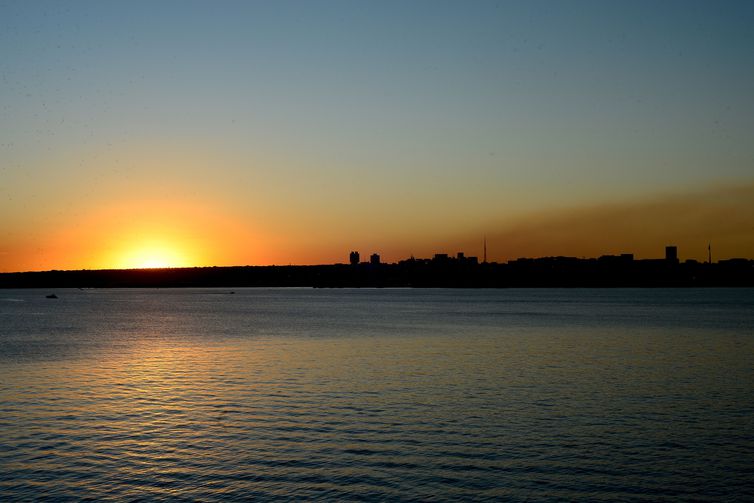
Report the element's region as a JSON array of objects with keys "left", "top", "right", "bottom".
[{"left": 1, "top": 288, "right": 752, "bottom": 501}]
